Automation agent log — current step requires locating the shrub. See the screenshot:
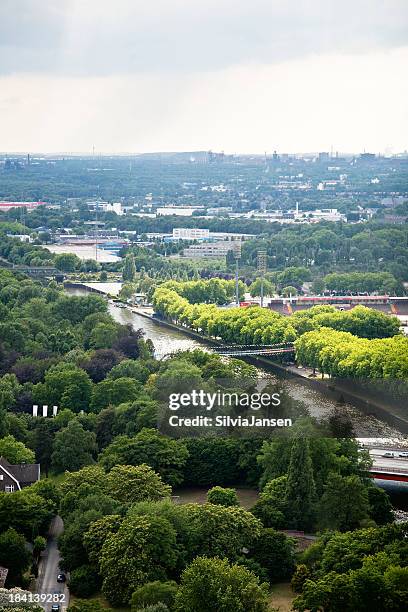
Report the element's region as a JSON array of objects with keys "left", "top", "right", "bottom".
[
  {"left": 206, "top": 486, "right": 239, "bottom": 507},
  {"left": 131, "top": 581, "right": 178, "bottom": 611}
]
